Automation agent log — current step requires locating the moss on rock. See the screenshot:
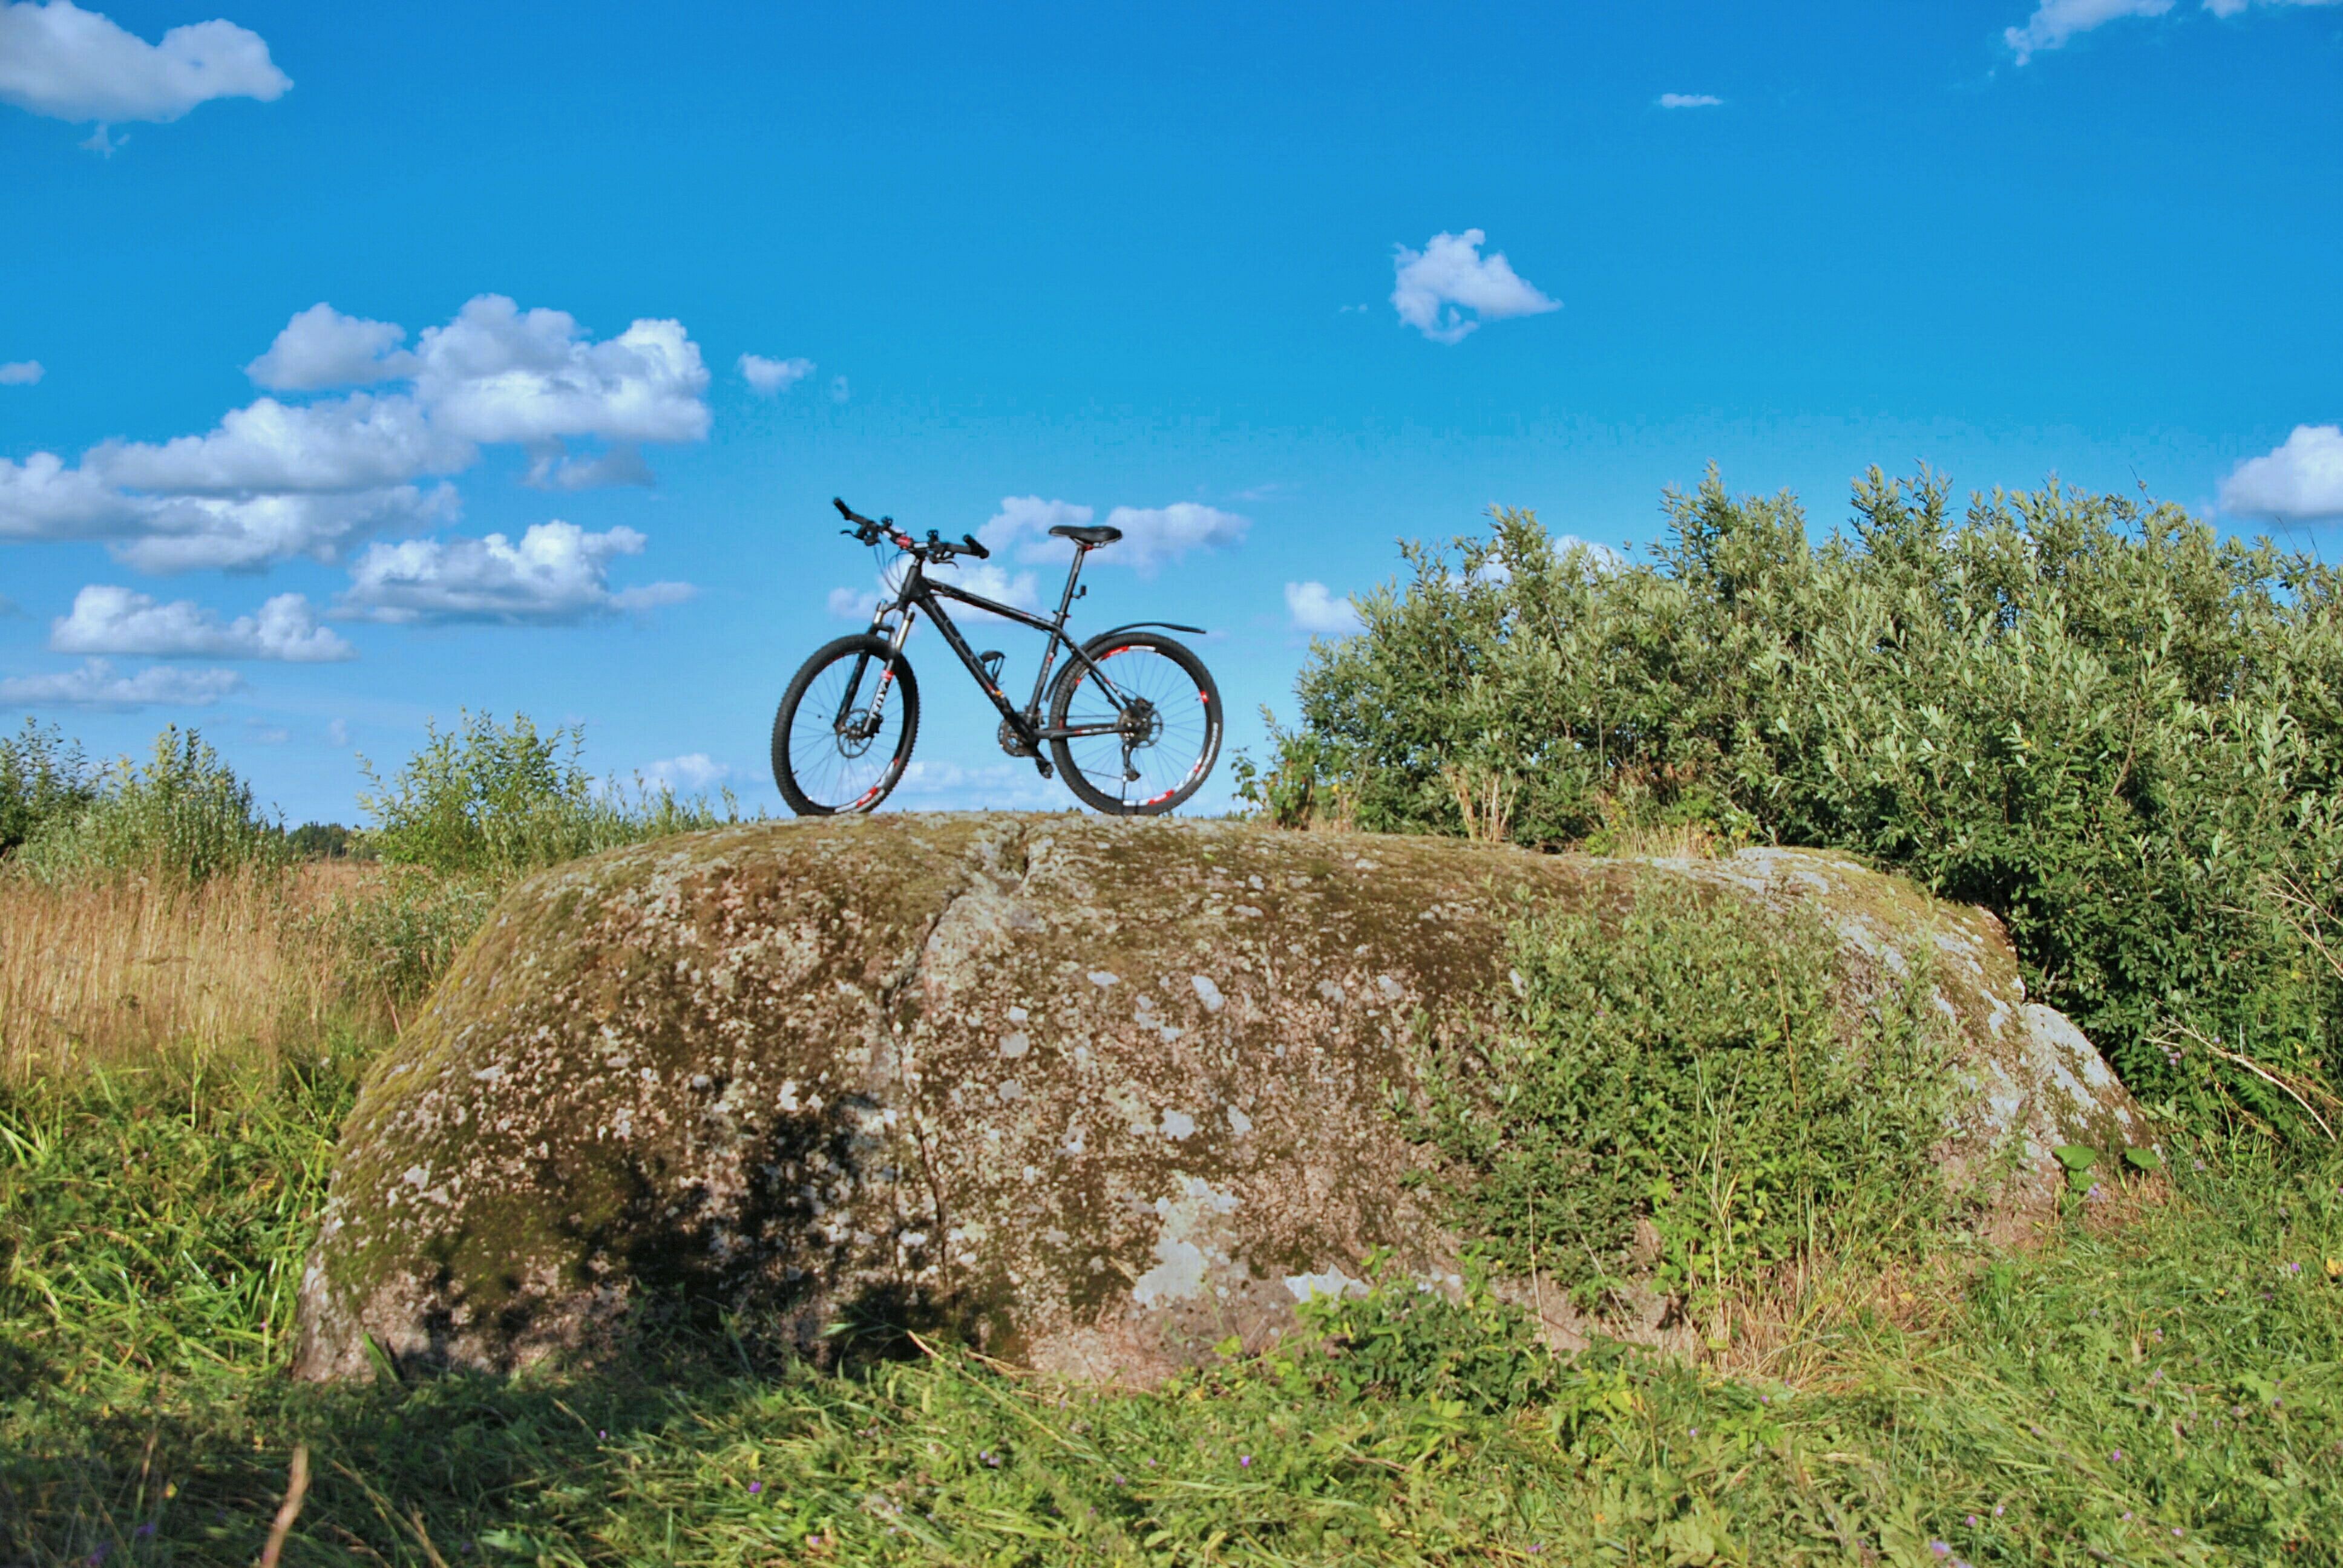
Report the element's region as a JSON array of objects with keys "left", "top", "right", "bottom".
[{"left": 295, "top": 816, "right": 2145, "bottom": 1385}]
